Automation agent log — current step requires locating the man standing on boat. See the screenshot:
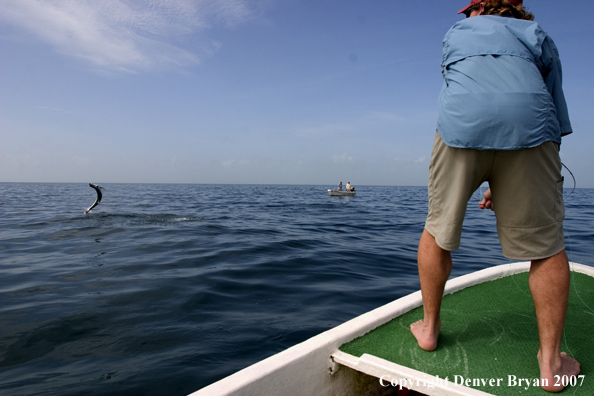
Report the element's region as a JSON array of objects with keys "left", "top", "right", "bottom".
[{"left": 410, "top": 0, "right": 580, "bottom": 392}]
